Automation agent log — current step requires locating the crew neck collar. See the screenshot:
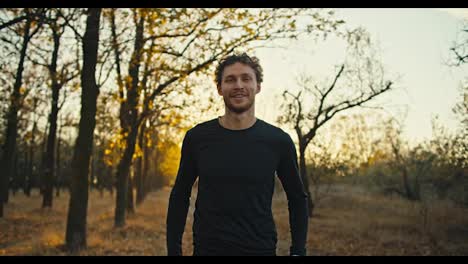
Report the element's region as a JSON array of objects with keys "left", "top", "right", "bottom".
[{"left": 217, "top": 116, "right": 259, "bottom": 132}]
